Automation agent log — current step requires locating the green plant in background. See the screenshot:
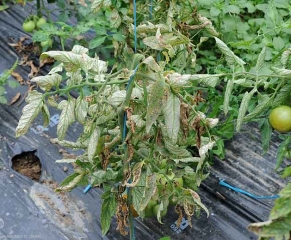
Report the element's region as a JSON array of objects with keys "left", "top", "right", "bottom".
[
  {"left": 0, "top": 60, "right": 19, "bottom": 104},
  {"left": 11, "top": 0, "right": 291, "bottom": 239}
]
